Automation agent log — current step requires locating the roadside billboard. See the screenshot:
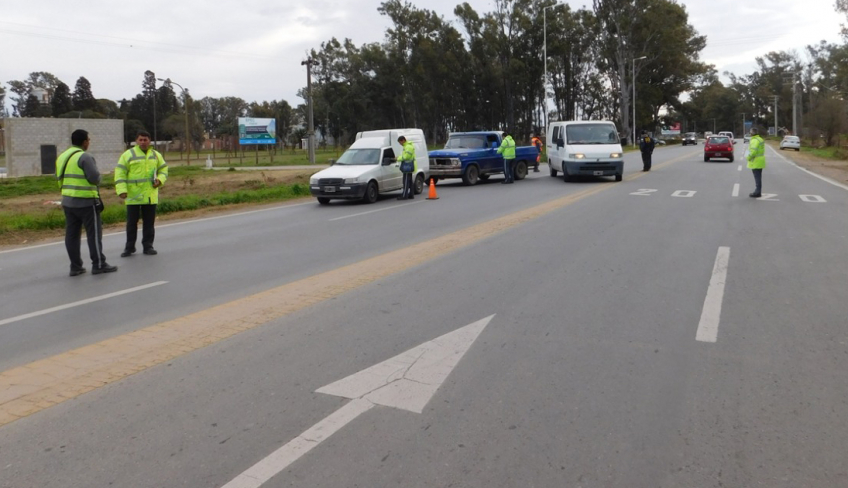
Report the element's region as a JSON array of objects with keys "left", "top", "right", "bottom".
[
  {"left": 660, "top": 122, "right": 681, "bottom": 136},
  {"left": 238, "top": 117, "right": 276, "bottom": 145}
]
